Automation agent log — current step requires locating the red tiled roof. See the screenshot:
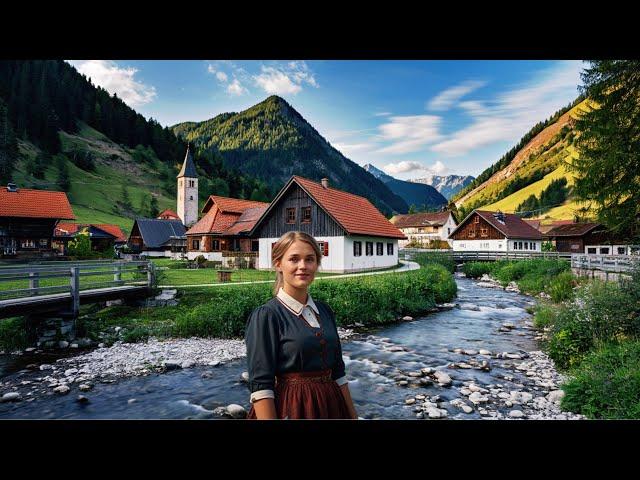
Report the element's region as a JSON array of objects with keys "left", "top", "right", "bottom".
[
  {"left": 93, "top": 224, "right": 127, "bottom": 242},
  {"left": 450, "top": 210, "right": 542, "bottom": 240},
  {"left": 186, "top": 199, "right": 269, "bottom": 236},
  {"left": 291, "top": 176, "right": 406, "bottom": 239},
  {"left": 545, "top": 223, "right": 601, "bottom": 237},
  {"left": 390, "top": 211, "right": 452, "bottom": 228},
  {"left": 523, "top": 219, "right": 542, "bottom": 231},
  {"left": 202, "top": 196, "right": 269, "bottom": 215},
  {"left": 54, "top": 222, "right": 81, "bottom": 236},
  {"left": 157, "top": 209, "right": 180, "bottom": 220},
  {"left": 0, "top": 186, "right": 75, "bottom": 220}
]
